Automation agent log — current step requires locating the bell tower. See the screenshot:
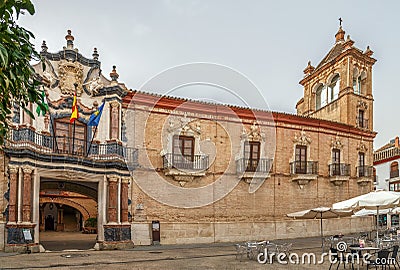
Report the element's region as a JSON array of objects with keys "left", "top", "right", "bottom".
[{"left": 296, "top": 21, "right": 376, "bottom": 131}]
